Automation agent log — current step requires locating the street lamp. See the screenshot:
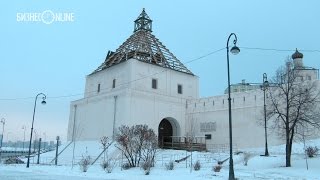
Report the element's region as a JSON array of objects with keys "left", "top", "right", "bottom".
[
  {"left": 261, "top": 73, "right": 269, "bottom": 156},
  {"left": 226, "top": 33, "right": 240, "bottom": 180},
  {"left": 0, "top": 118, "right": 5, "bottom": 148},
  {"left": 22, "top": 125, "right": 26, "bottom": 150},
  {"left": 55, "top": 136, "right": 60, "bottom": 165},
  {"left": 26, "top": 93, "right": 46, "bottom": 168},
  {"left": 33, "top": 129, "right": 37, "bottom": 152},
  {"left": 0, "top": 118, "right": 5, "bottom": 159}
]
